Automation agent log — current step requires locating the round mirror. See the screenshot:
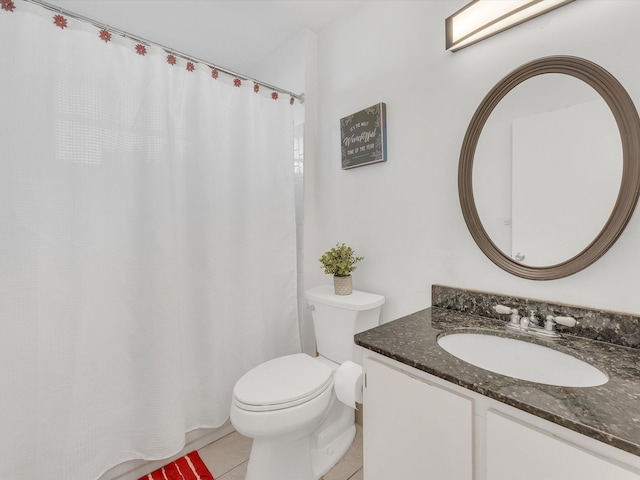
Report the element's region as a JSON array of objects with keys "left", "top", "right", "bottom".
[{"left": 459, "top": 56, "right": 640, "bottom": 280}]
